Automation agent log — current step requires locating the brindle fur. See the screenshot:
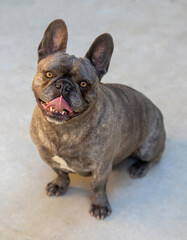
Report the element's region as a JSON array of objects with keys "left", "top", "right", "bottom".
[{"left": 30, "top": 19, "right": 166, "bottom": 219}]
